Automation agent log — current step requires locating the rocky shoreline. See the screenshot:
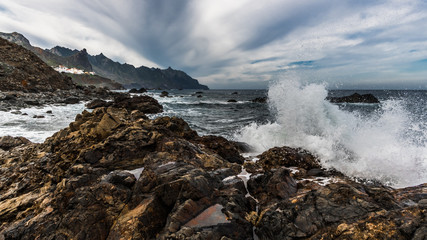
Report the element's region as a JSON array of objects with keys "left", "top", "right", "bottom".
[
  {"left": 0, "top": 94, "right": 425, "bottom": 239},
  {"left": 0, "top": 86, "right": 122, "bottom": 112}
]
